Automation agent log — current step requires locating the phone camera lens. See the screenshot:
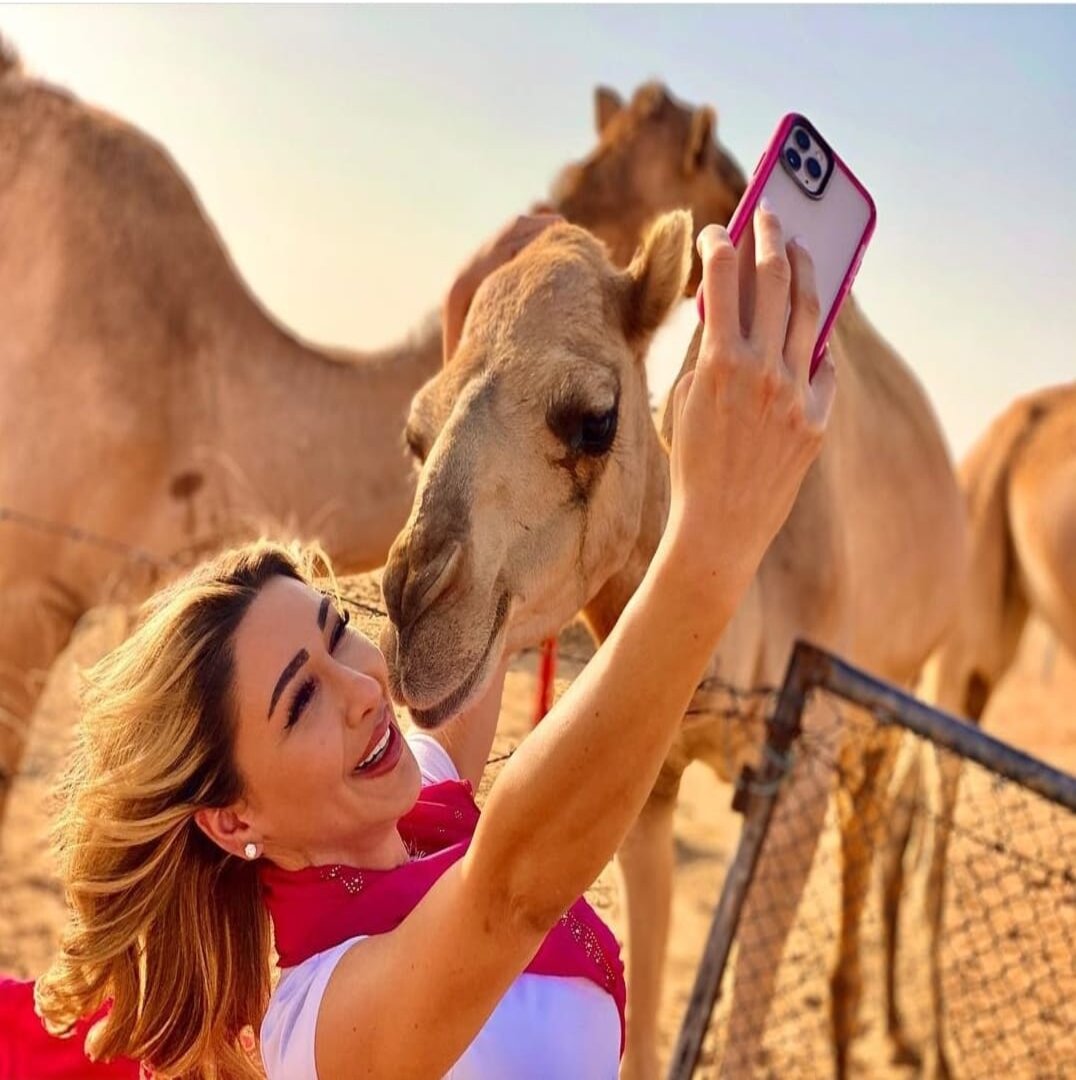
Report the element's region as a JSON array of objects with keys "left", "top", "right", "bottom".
[
  {"left": 806, "top": 157, "right": 822, "bottom": 180},
  {"left": 785, "top": 147, "right": 802, "bottom": 170},
  {"left": 794, "top": 129, "right": 811, "bottom": 151}
]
